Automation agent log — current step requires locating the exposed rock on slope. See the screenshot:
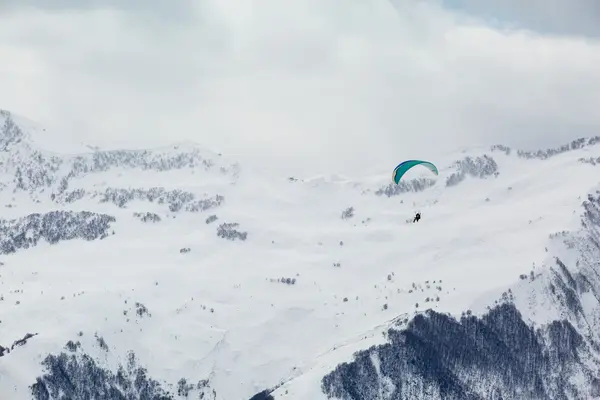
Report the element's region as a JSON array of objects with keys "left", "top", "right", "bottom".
[
  {"left": 445, "top": 155, "right": 499, "bottom": 187},
  {"left": 0, "top": 211, "right": 116, "bottom": 254},
  {"left": 30, "top": 342, "right": 219, "bottom": 400},
  {"left": 375, "top": 178, "right": 436, "bottom": 197},
  {"left": 31, "top": 349, "right": 176, "bottom": 400},
  {"left": 0, "top": 333, "right": 38, "bottom": 358},
  {"left": 491, "top": 136, "right": 600, "bottom": 159},
  {"left": 55, "top": 187, "right": 224, "bottom": 213},
  {"left": 321, "top": 303, "right": 594, "bottom": 400}
]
